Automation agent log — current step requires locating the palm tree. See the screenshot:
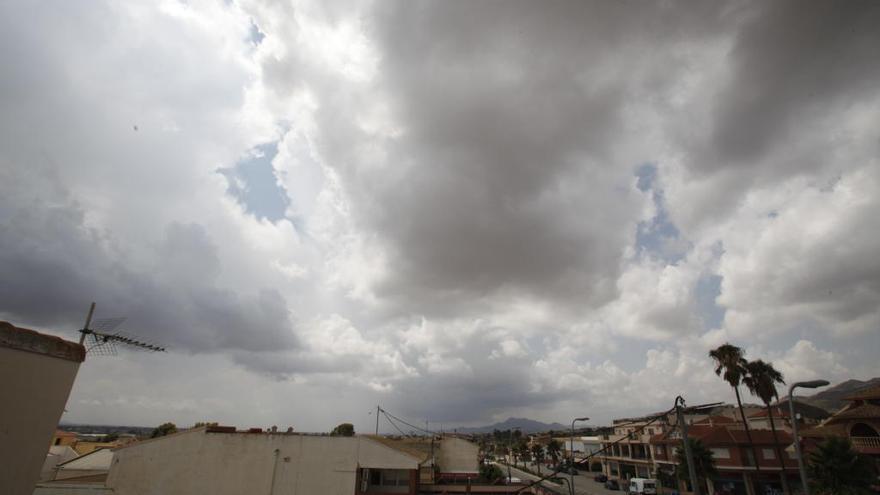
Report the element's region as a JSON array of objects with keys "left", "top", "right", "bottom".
[
  {"left": 547, "top": 439, "right": 563, "bottom": 467},
  {"left": 531, "top": 444, "right": 545, "bottom": 474},
  {"left": 709, "top": 344, "right": 762, "bottom": 473},
  {"left": 808, "top": 437, "right": 877, "bottom": 495},
  {"left": 743, "top": 359, "right": 789, "bottom": 495},
  {"left": 675, "top": 438, "right": 718, "bottom": 493}
]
